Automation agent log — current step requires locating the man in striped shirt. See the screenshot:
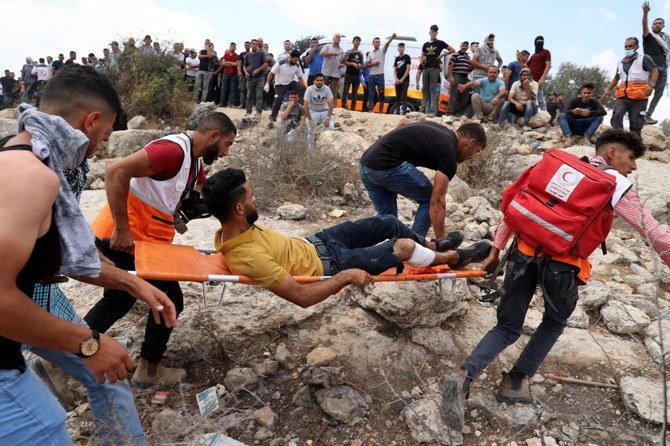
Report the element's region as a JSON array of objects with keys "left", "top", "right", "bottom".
[
  {"left": 448, "top": 41, "right": 473, "bottom": 116},
  {"left": 440, "top": 129, "right": 670, "bottom": 431}
]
